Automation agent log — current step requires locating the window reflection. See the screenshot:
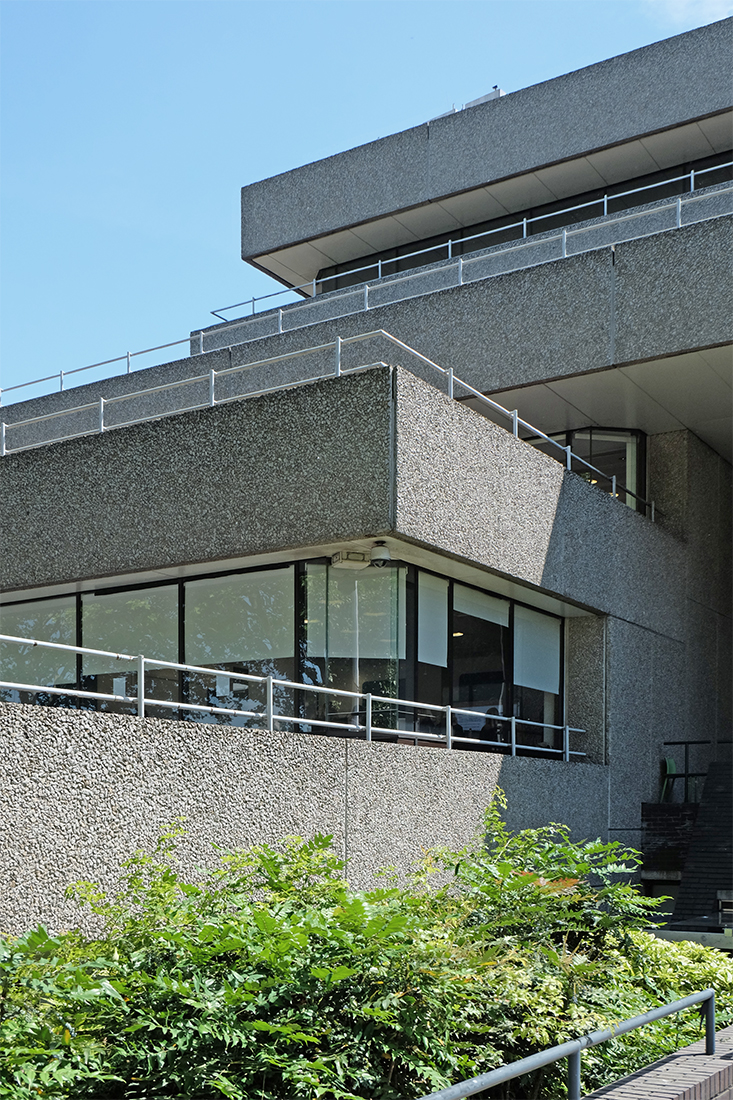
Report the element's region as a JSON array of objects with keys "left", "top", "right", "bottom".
[
  {"left": 0, "top": 596, "right": 77, "bottom": 708},
  {"left": 184, "top": 568, "right": 295, "bottom": 726},
  {"left": 2, "top": 559, "right": 567, "bottom": 755},
  {"left": 82, "top": 587, "right": 179, "bottom": 716},
  {"left": 304, "top": 563, "right": 403, "bottom": 735},
  {"left": 531, "top": 428, "right": 645, "bottom": 510},
  {"left": 452, "top": 585, "right": 510, "bottom": 749}
]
